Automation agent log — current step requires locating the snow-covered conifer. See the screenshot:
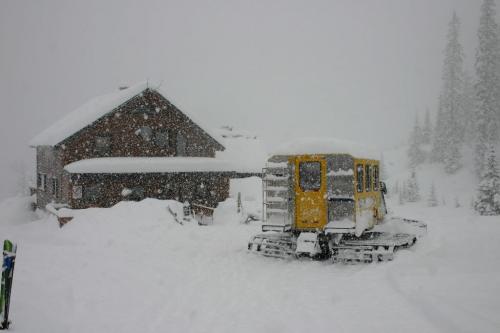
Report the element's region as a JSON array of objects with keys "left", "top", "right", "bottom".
[
  {"left": 444, "top": 138, "right": 462, "bottom": 174},
  {"left": 406, "top": 170, "right": 421, "bottom": 202},
  {"left": 422, "top": 108, "right": 433, "bottom": 145},
  {"left": 461, "top": 73, "right": 477, "bottom": 144},
  {"left": 470, "top": 196, "right": 476, "bottom": 210},
  {"left": 432, "top": 12, "right": 465, "bottom": 167},
  {"left": 398, "top": 186, "right": 405, "bottom": 205},
  {"left": 427, "top": 183, "right": 438, "bottom": 207},
  {"left": 474, "top": 146, "right": 500, "bottom": 215},
  {"left": 408, "top": 115, "right": 426, "bottom": 167},
  {"left": 474, "top": 0, "right": 500, "bottom": 176}
]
